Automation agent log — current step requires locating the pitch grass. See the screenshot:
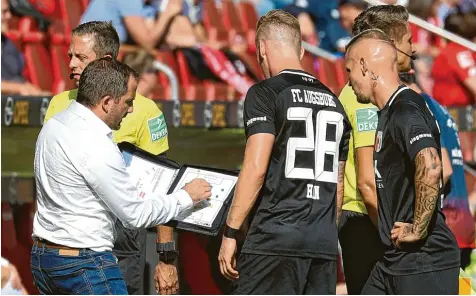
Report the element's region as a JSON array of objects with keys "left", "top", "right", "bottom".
[{"left": 1, "top": 127, "right": 246, "bottom": 177}]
